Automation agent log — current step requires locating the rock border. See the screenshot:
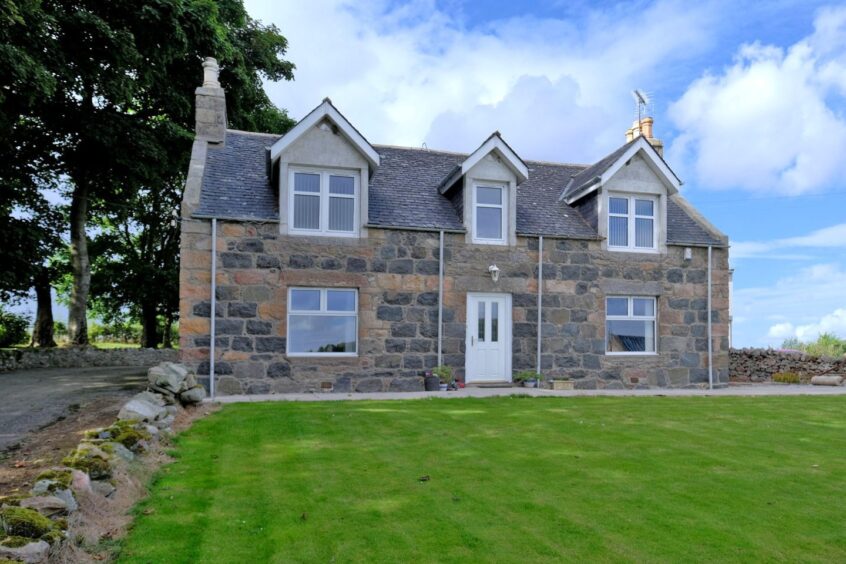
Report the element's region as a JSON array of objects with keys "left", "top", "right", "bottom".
[{"left": 0, "top": 362, "right": 205, "bottom": 563}]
